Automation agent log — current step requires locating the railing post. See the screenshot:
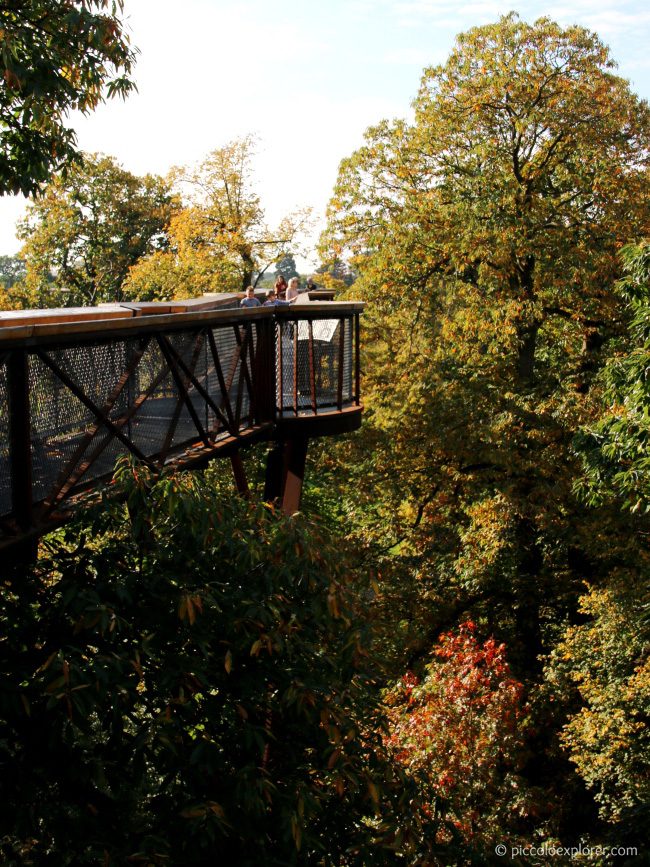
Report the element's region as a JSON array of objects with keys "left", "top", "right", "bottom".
[
  {"left": 354, "top": 312, "right": 361, "bottom": 406},
  {"left": 7, "top": 349, "right": 32, "bottom": 532},
  {"left": 253, "top": 315, "right": 277, "bottom": 426},
  {"left": 6, "top": 349, "right": 37, "bottom": 561},
  {"left": 281, "top": 436, "right": 309, "bottom": 516}
]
